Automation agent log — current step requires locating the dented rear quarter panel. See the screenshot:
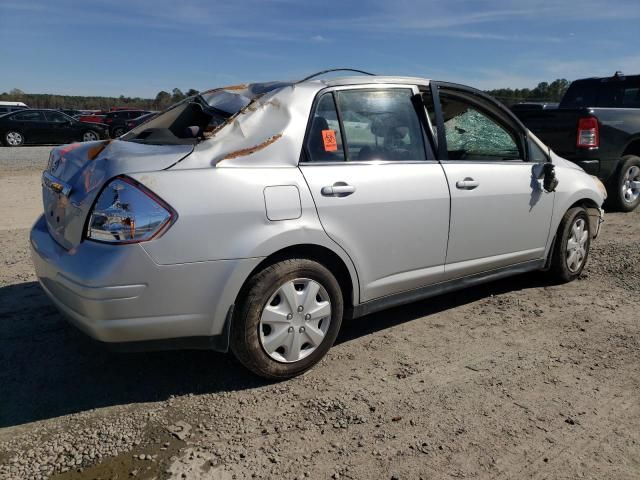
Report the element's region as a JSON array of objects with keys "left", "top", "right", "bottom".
[{"left": 175, "top": 82, "right": 321, "bottom": 169}]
